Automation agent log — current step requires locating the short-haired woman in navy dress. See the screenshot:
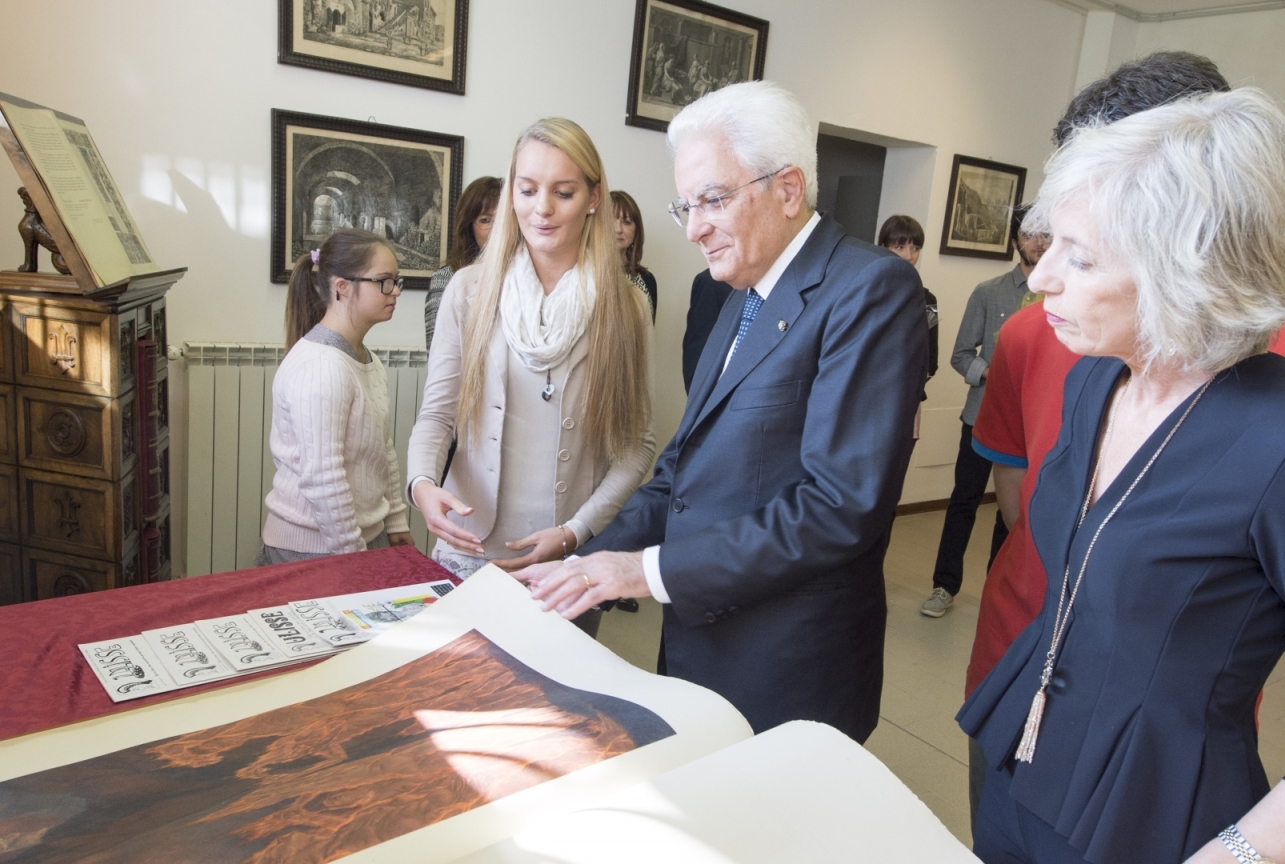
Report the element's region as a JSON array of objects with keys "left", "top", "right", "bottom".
[{"left": 959, "top": 88, "right": 1285, "bottom": 864}]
